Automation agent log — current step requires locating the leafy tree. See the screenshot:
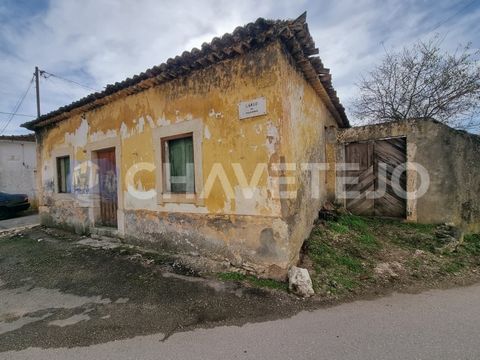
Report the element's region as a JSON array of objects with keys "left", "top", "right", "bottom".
[{"left": 352, "top": 37, "right": 480, "bottom": 130}]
